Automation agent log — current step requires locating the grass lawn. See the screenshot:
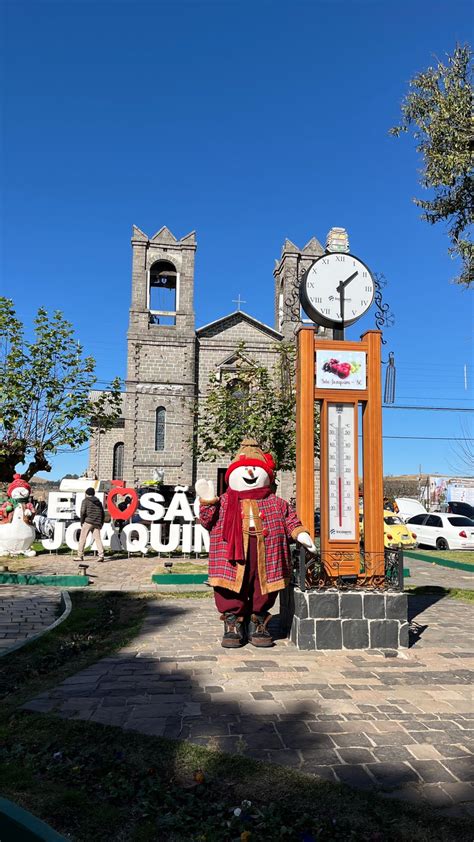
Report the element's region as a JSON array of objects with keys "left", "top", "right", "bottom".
[
  {"left": 0, "top": 541, "right": 71, "bottom": 560},
  {"left": 408, "top": 549, "right": 474, "bottom": 565},
  {"left": 1, "top": 592, "right": 471, "bottom": 842},
  {"left": 406, "top": 585, "right": 474, "bottom": 603},
  {"left": 154, "top": 560, "right": 208, "bottom": 575}
]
